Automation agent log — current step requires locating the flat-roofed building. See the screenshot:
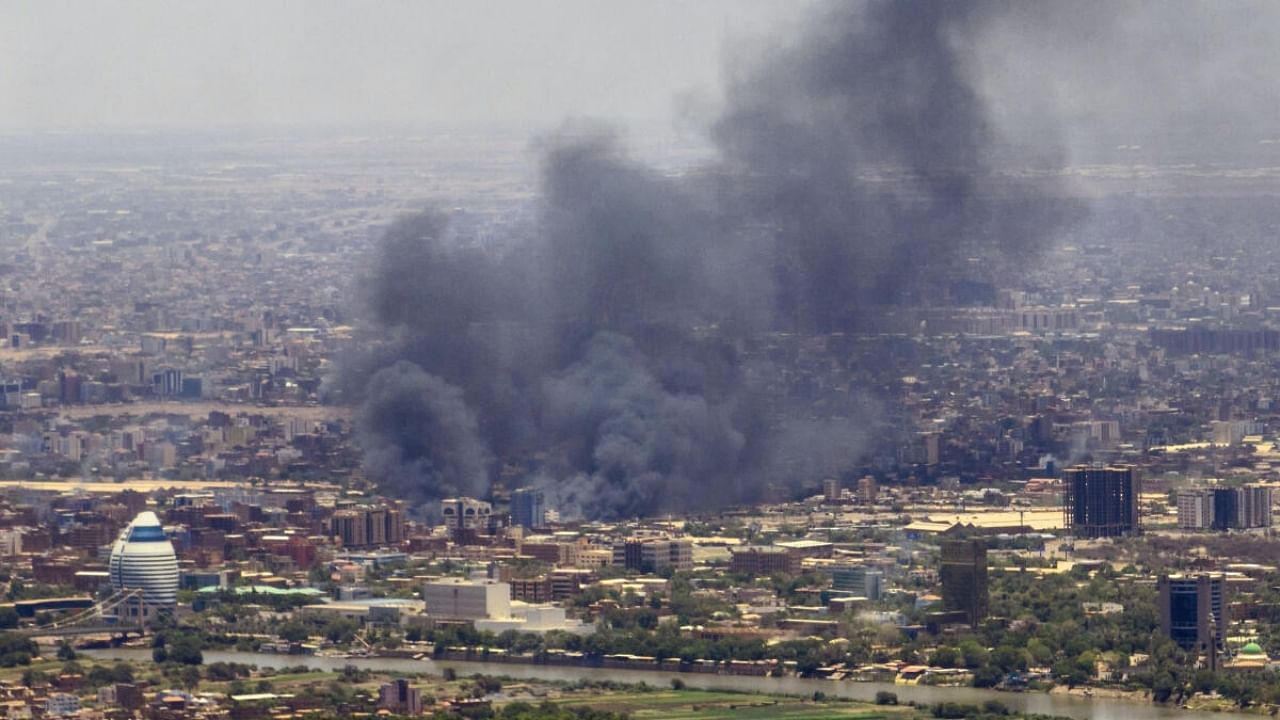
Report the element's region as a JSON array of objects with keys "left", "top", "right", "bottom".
[
  {"left": 832, "top": 564, "right": 883, "bottom": 600},
  {"left": 612, "top": 537, "right": 692, "bottom": 573},
  {"left": 1177, "top": 485, "right": 1272, "bottom": 531},
  {"left": 423, "top": 577, "right": 509, "bottom": 620},
  {"left": 730, "top": 546, "right": 800, "bottom": 576},
  {"left": 378, "top": 679, "right": 423, "bottom": 716}
]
